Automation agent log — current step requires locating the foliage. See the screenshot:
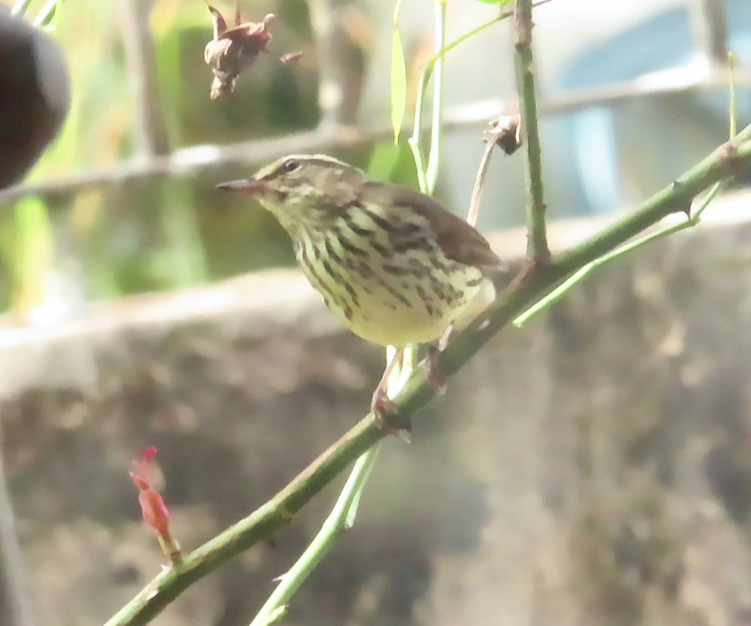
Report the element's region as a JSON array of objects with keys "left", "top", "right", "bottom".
[{"left": 0, "top": 0, "right": 318, "bottom": 315}]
